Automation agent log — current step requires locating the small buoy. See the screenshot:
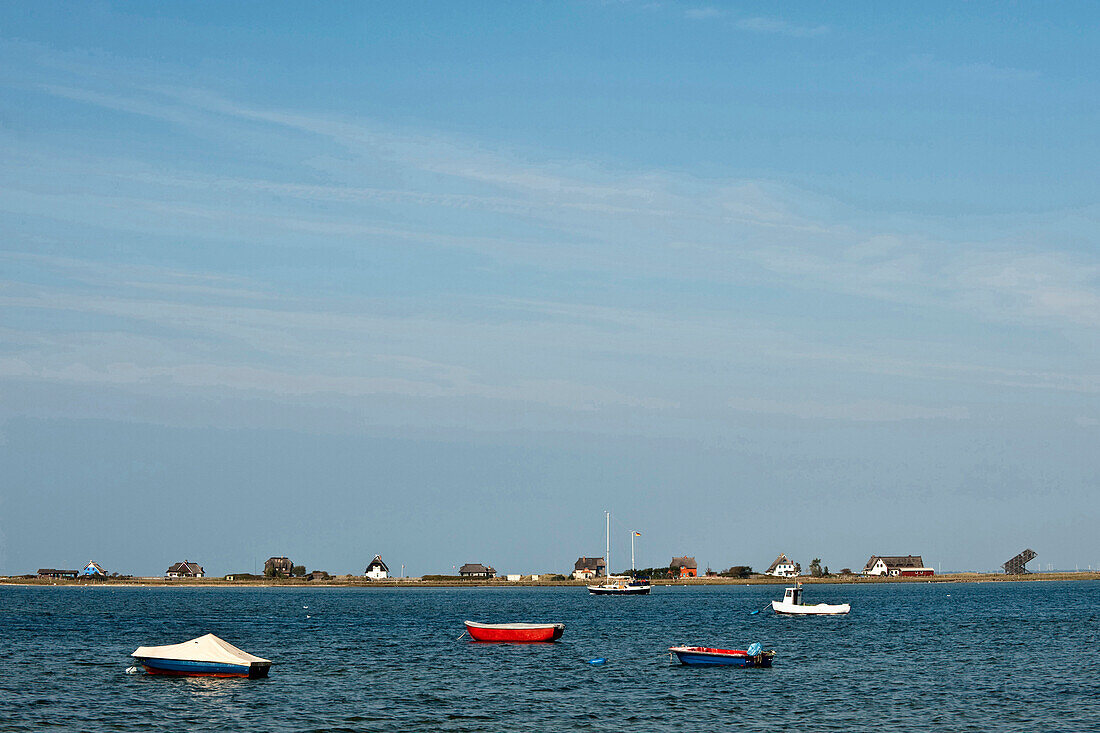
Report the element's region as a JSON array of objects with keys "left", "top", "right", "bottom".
[
  {"left": 306, "top": 615, "right": 312, "bottom": 619},
  {"left": 588, "top": 657, "right": 606, "bottom": 665},
  {"left": 125, "top": 666, "right": 140, "bottom": 675},
  {"left": 303, "top": 605, "right": 308, "bottom": 609}
]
